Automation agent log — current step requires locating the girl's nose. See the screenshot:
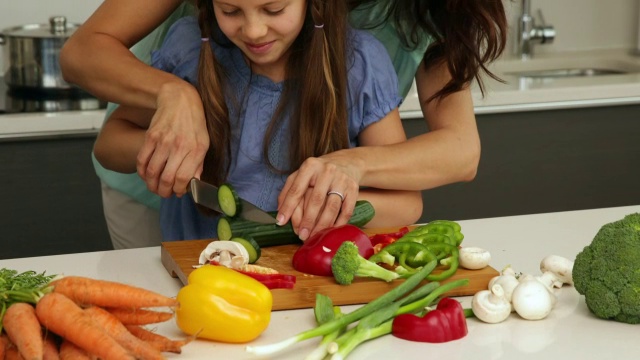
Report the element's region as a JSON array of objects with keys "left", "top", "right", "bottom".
[{"left": 242, "top": 19, "right": 268, "bottom": 40}]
